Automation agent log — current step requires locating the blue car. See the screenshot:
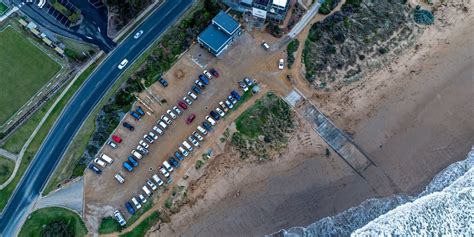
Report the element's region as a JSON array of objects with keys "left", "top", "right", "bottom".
[
  {"left": 202, "top": 121, "right": 212, "bottom": 131},
  {"left": 128, "top": 156, "right": 138, "bottom": 167},
  {"left": 136, "top": 106, "right": 145, "bottom": 116},
  {"left": 168, "top": 157, "right": 180, "bottom": 168},
  {"left": 125, "top": 202, "right": 135, "bottom": 215},
  {"left": 123, "top": 161, "right": 133, "bottom": 172},
  {"left": 231, "top": 90, "right": 241, "bottom": 101},
  {"left": 210, "top": 110, "right": 220, "bottom": 120},
  {"left": 88, "top": 164, "right": 102, "bottom": 174},
  {"left": 130, "top": 111, "right": 141, "bottom": 120},
  {"left": 175, "top": 151, "right": 184, "bottom": 161},
  {"left": 199, "top": 74, "right": 209, "bottom": 85},
  {"left": 192, "top": 85, "right": 201, "bottom": 94}
]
